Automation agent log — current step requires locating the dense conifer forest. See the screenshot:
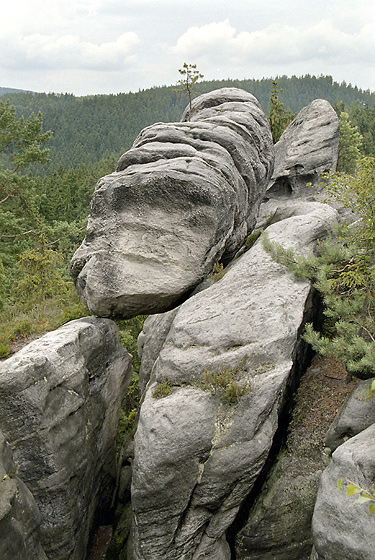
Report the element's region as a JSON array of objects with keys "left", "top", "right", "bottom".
[
  {"left": 2, "top": 74, "right": 375, "bottom": 171},
  {"left": 0, "top": 74, "right": 375, "bottom": 362}
]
